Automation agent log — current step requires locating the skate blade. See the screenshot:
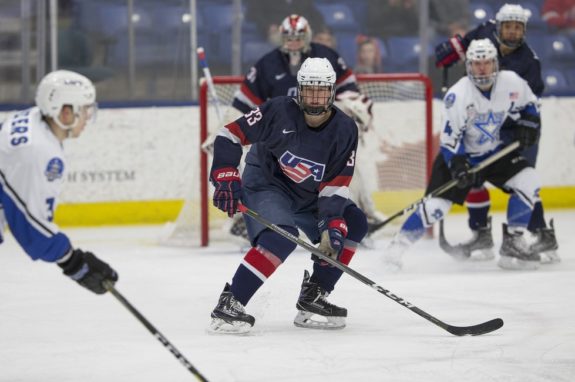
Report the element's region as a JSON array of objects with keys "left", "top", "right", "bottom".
[
  {"left": 293, "top": 311, "right": 346, "bottom": 330},
  {"left": 497, "top": 255, "right": 540, "bottom": 270},
  {"left": 539, "top": 250, "right": 561, "bottom": 264},
  {"left": 208, "top": 318, "right": 252, "bottom": 335}
]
